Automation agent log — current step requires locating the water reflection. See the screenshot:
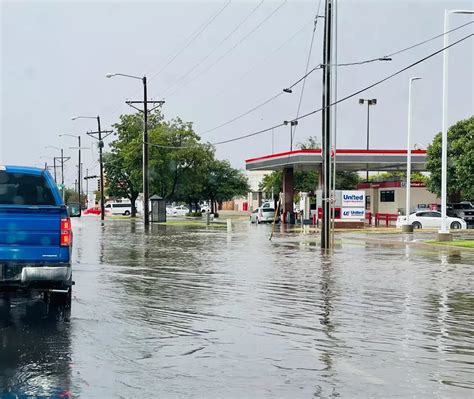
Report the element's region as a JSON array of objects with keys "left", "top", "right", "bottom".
[
  {"left": 0, "top": 299, "right": 73, "bottom": 397},
  {"left": 1, "top": 218, "right": 473, "bottom": 397}
]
